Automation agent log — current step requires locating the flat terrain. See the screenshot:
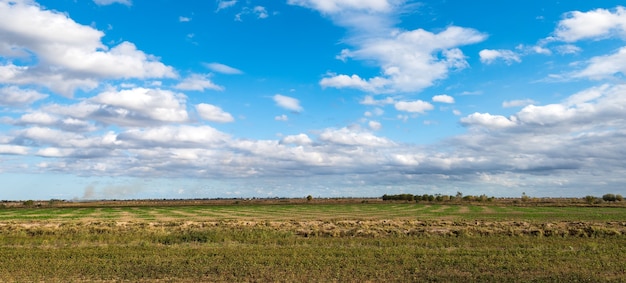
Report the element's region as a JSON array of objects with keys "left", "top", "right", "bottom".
[{"left": 1, "top": 201, "right": 625, "bottom": 281}]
